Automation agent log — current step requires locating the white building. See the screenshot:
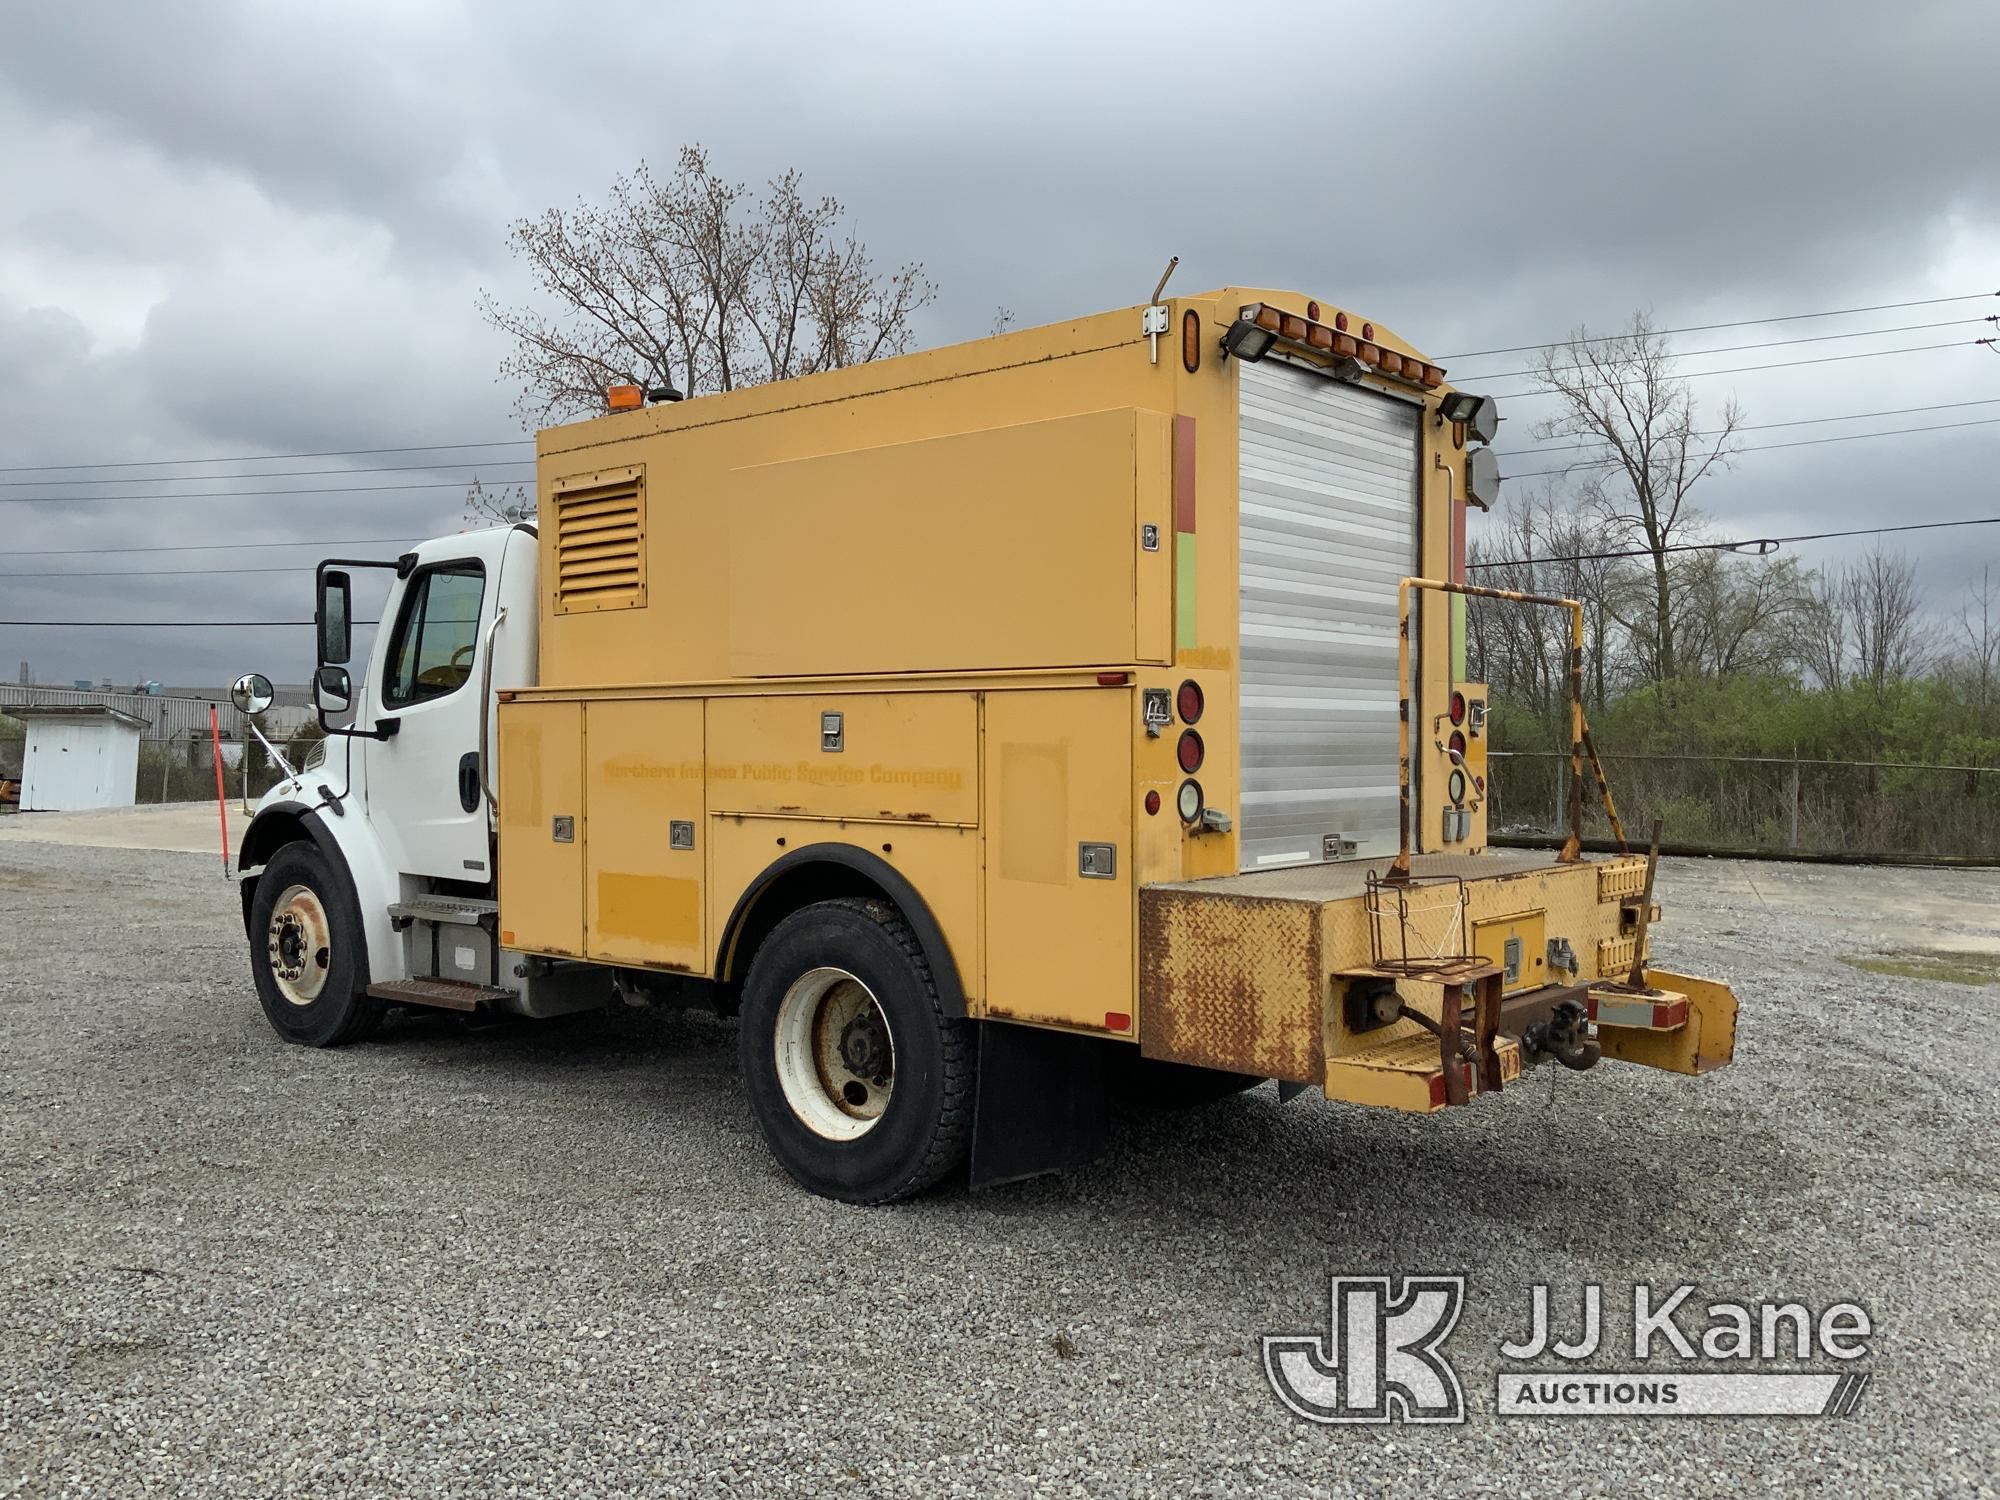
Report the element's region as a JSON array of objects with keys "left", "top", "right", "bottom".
[{"left": 5, "top": 705, "right": 147, "bottom": 811}]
